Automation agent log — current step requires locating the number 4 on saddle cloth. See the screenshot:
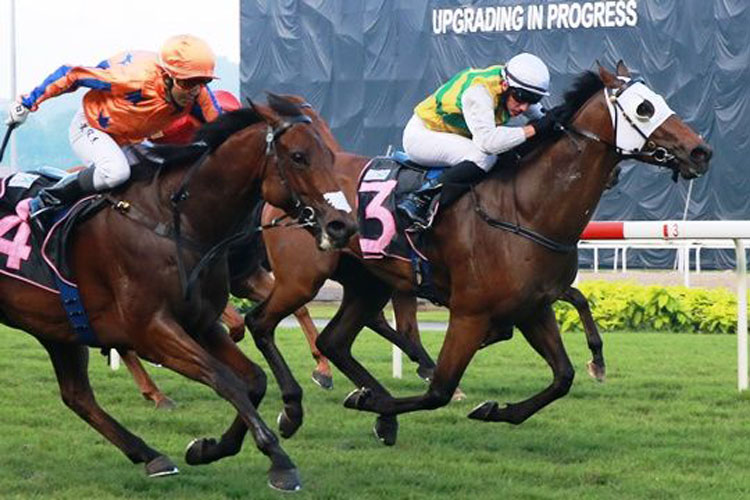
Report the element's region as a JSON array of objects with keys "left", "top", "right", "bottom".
[
  {"left": 0, "top": 169, "right": 104, "bottom": 344},
  {"left": 356, "top": 152, "right": 447, "bottom": 304}
]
